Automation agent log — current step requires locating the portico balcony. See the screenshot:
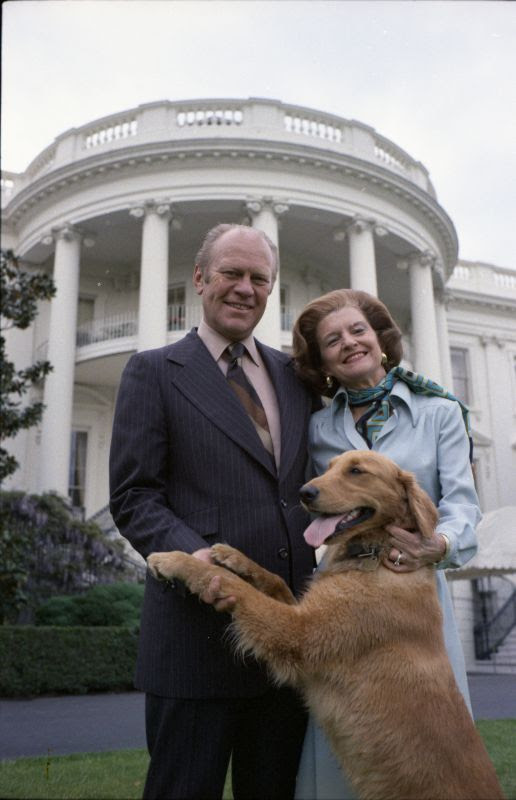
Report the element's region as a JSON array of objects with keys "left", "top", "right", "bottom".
[{"left": 35, "top": 304, "right": 303, "bottom": 365}]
